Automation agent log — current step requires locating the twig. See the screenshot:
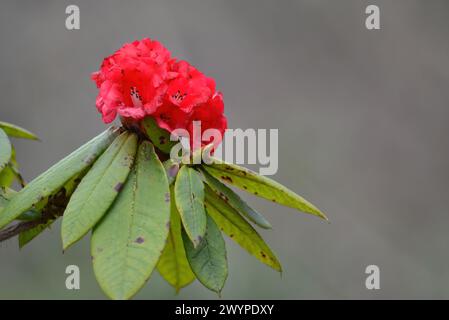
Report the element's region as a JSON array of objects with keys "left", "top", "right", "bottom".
[{"left": 0, "top": 192, "right": 68, "bottom": 243}]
